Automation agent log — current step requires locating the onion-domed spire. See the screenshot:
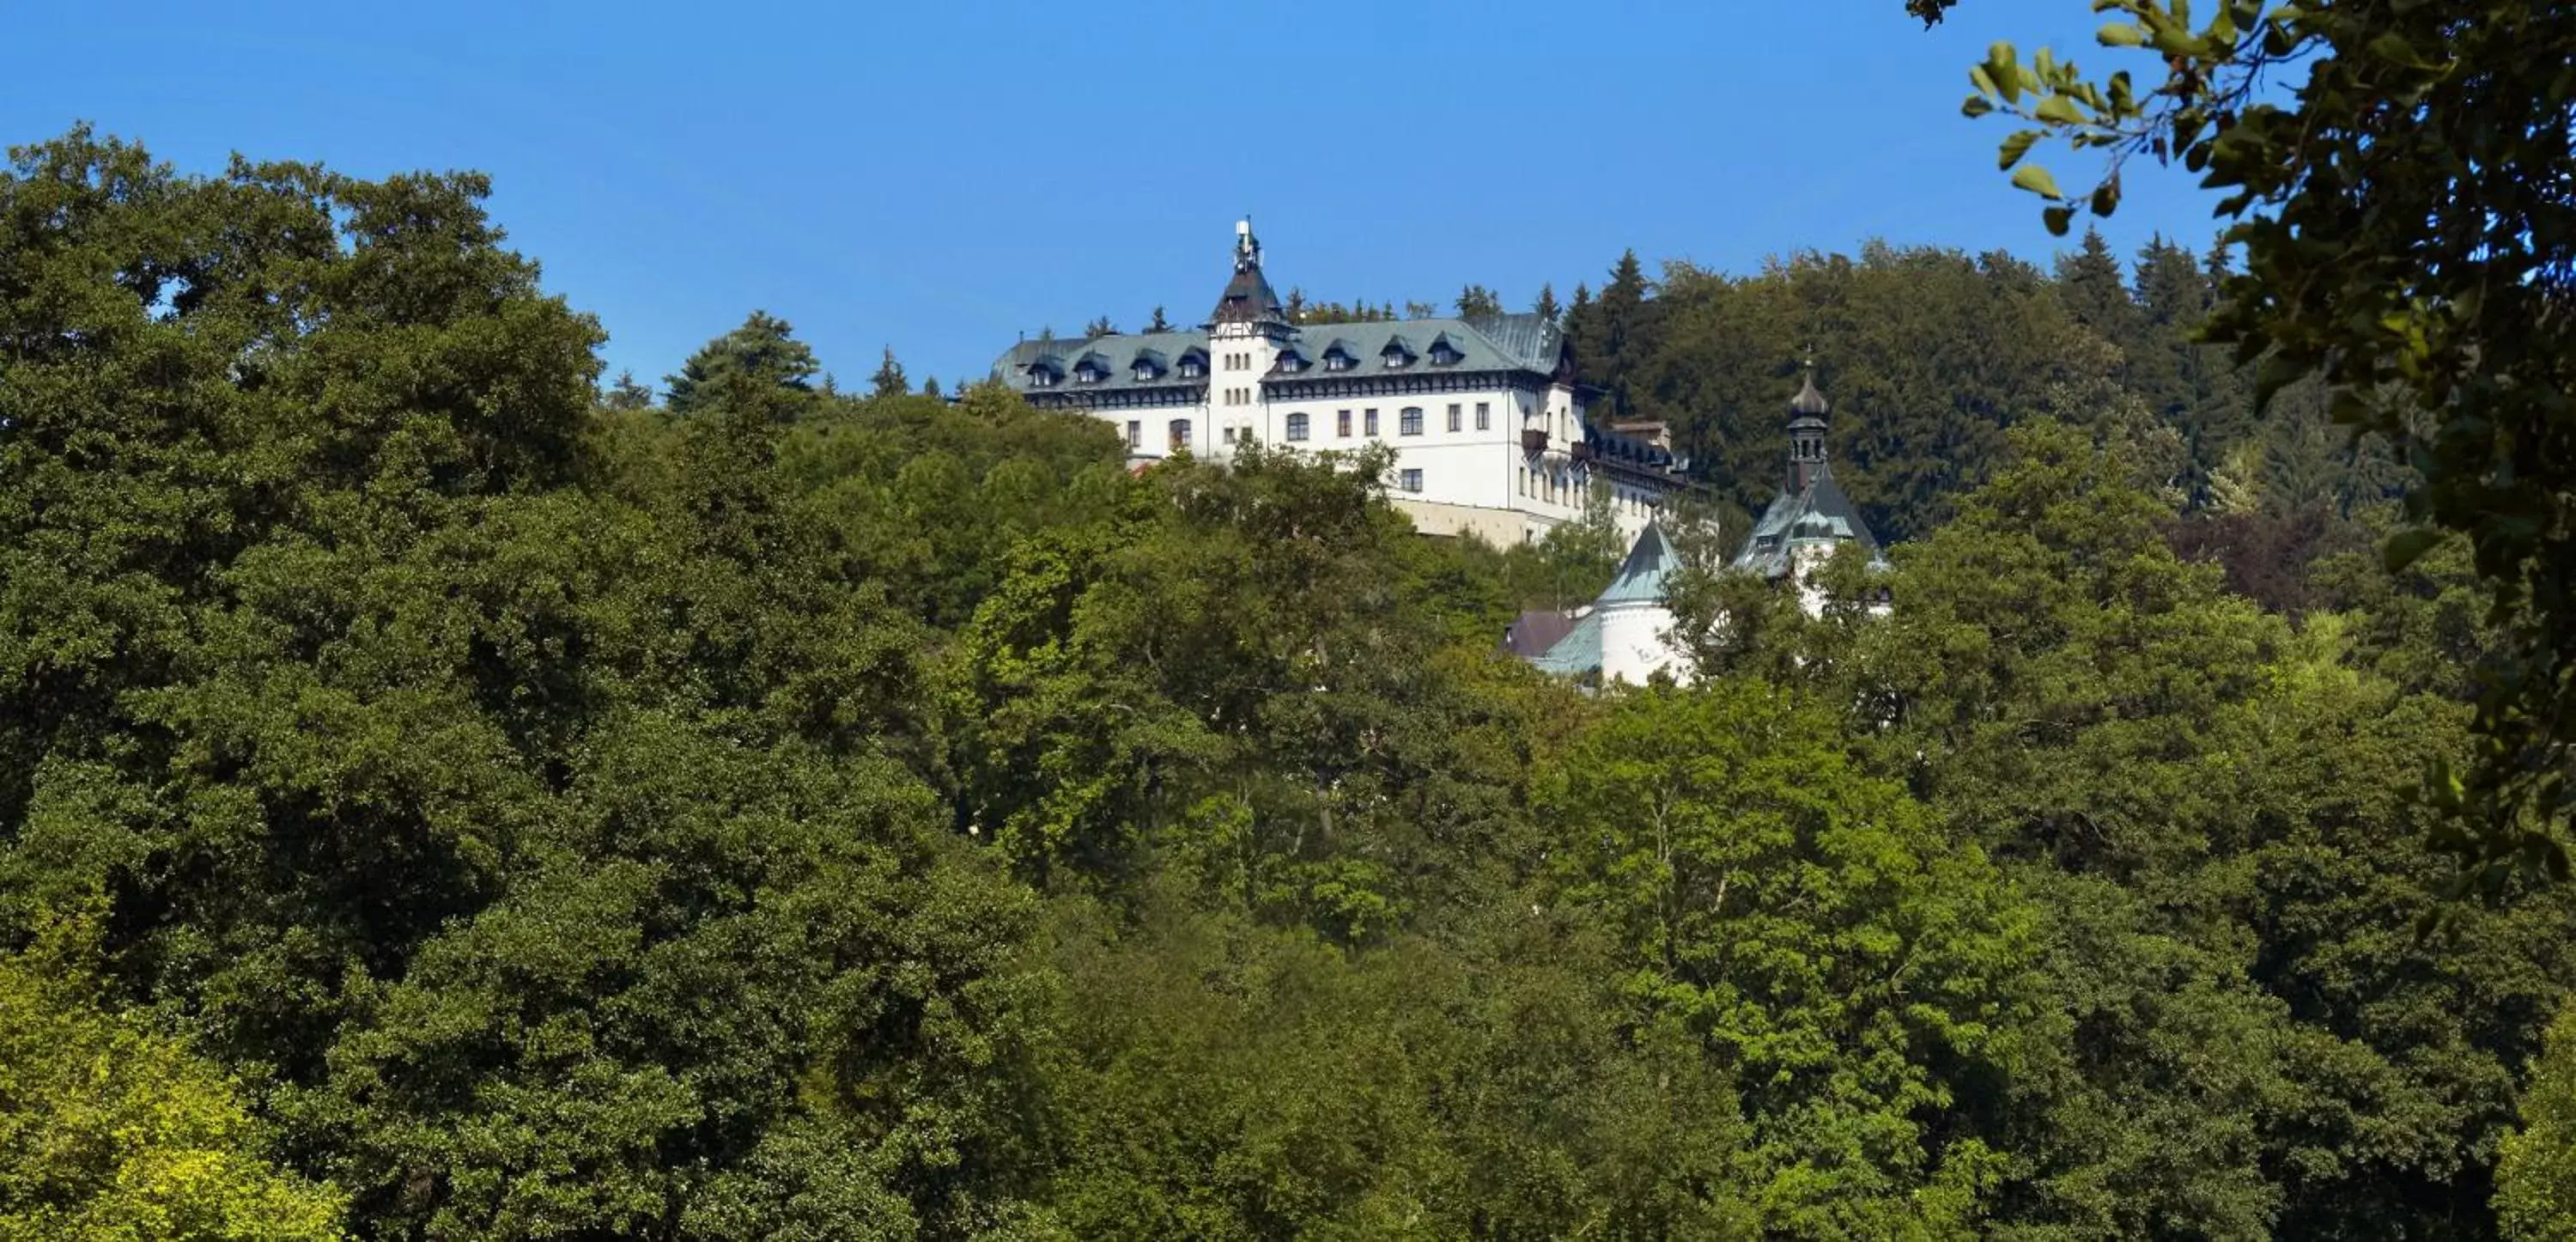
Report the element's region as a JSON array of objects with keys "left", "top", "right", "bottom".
[
  {"left": 1787, "top": 357, "right": 1830, "bottom": 494},
  {"left": 1790, "top": 356, "right": 1831, "bottom": 417}
]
